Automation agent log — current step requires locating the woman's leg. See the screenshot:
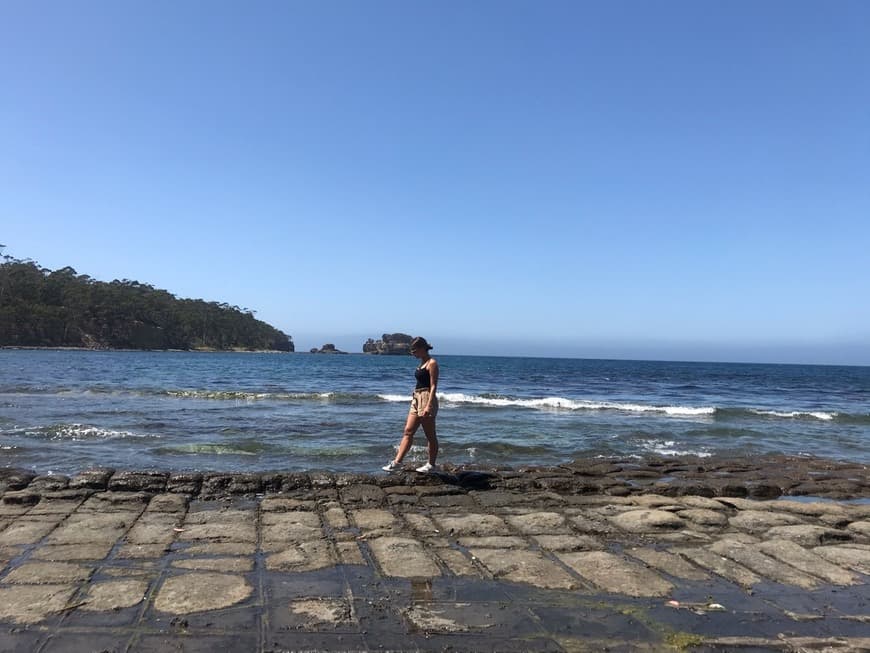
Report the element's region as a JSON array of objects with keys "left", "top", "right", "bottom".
[
  {"left": 394, "top": 411, "right": 420, "bottom": 463},
  {"left": 420, "top": 416, "right": 438, "bottom": 464}
]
